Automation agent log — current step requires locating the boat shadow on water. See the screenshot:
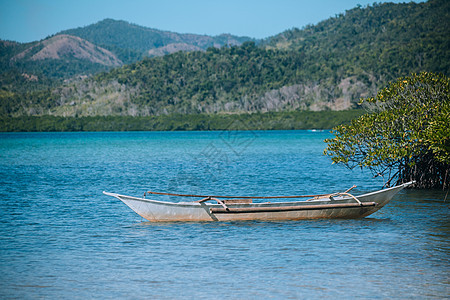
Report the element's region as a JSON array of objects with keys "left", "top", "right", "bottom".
[{"left": 131, "top": 217, "right": 394, "bottom": 227}]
